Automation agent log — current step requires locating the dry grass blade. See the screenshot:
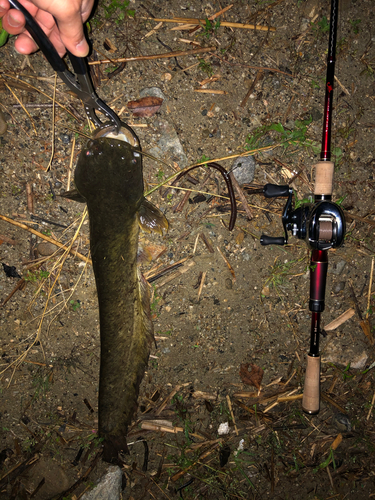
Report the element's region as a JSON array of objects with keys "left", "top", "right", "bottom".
[
  {"left": 0, "top": 214, "right": 91, "bottom": 264},
  {"left": 1, "top": 78, "right": 37, "bottom": 135},
  {"left": 2, "top": 73, "right": 78, "bottom": 121},
  {"left": 46, "top": 72, "right": 57, "bottom": 172},
  {"left": 0, "top": 209, "right": 89, "bottom": 381},
  {"left": 146, "top": 17, "right": 276, "bottom": 32},
  {"left": 143, "top": 144, "right": 278, "bottom": 197}
]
